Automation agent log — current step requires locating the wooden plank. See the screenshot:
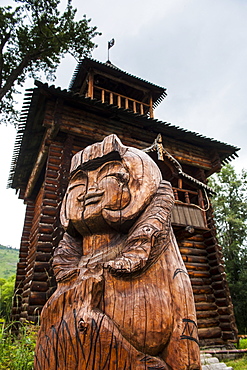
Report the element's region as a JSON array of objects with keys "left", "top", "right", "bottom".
[
  {"left": 171, "top": 204, "right": 207, "bottom": 228},
  {"left": 182, "top": 204, "right": 193, "bottom": 225}
]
